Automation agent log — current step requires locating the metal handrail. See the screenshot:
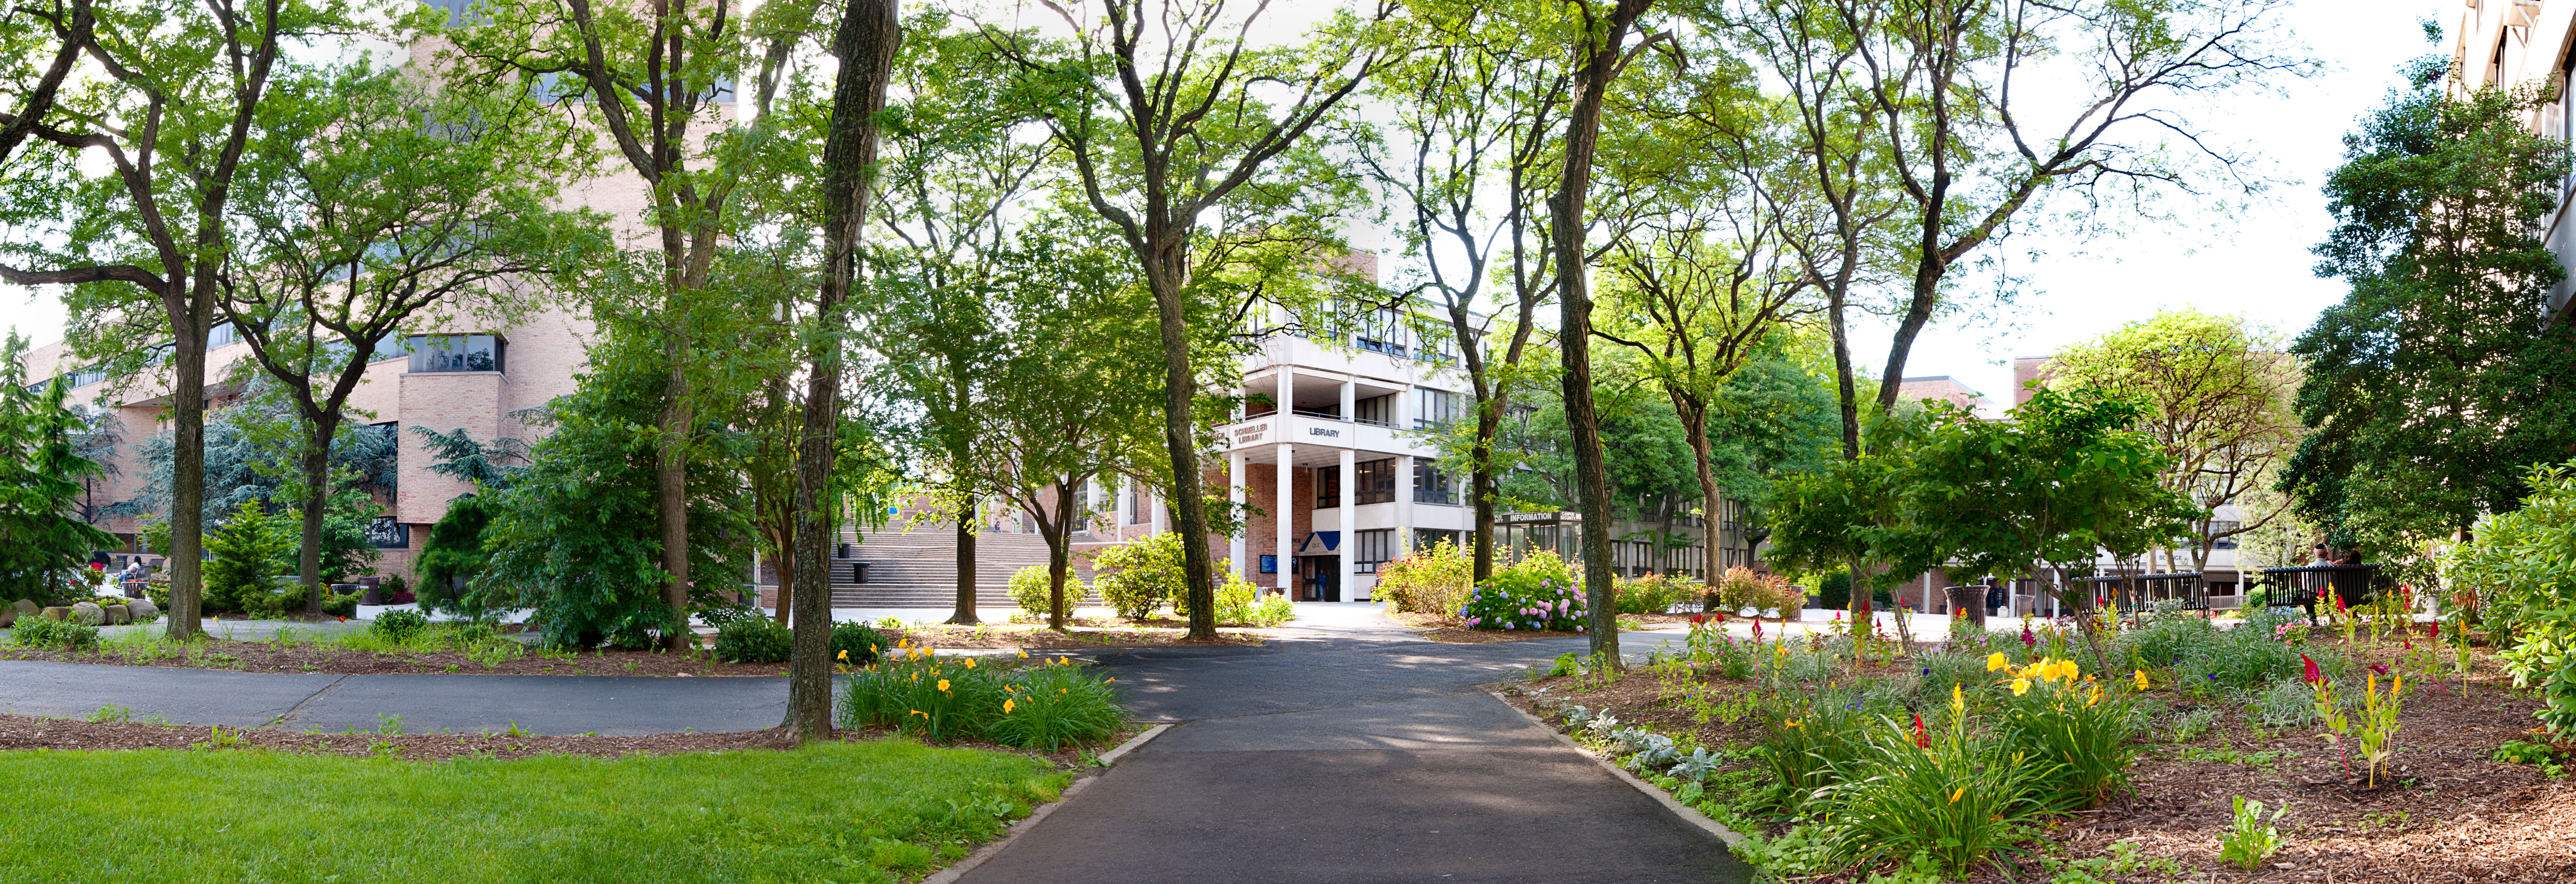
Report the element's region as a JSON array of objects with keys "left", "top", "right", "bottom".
[{"left": 1292, "top": 408, "right": 1346, "bottom": 420}]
